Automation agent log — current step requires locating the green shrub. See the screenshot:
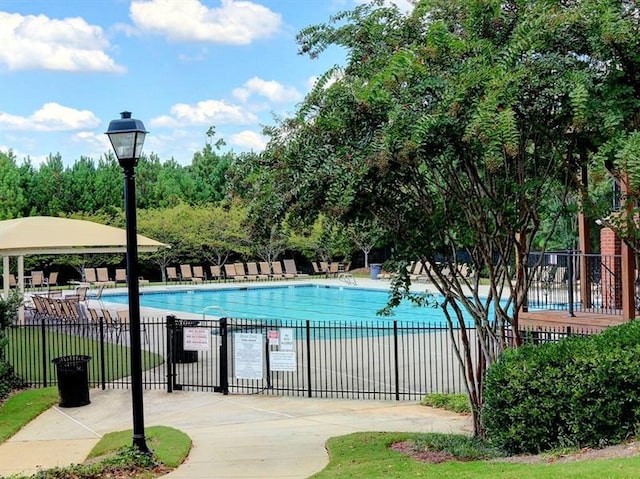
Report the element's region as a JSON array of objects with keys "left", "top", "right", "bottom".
[
  {"left": 0, "top": 290, "right": 26, "bottom": 400},
  {"left": 482, "top": 321, "right": 640, "bottom": 454},
  {"left": 0, "top": 361, "right": 27, "bottom": 400}
]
